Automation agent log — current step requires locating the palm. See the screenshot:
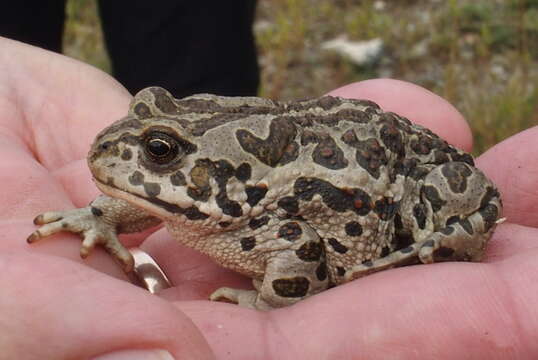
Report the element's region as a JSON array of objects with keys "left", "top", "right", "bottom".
[{"left": 1, "top": 37, "right": 536, "bottom": 359}]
